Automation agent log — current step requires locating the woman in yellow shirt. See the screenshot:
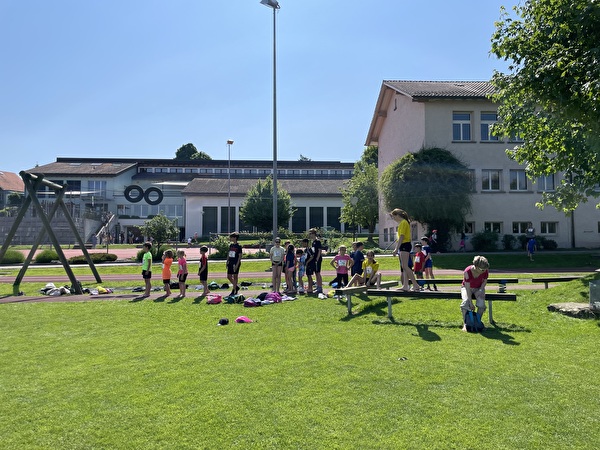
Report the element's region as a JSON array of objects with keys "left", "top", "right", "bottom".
[{"left": 390, "top": 208, "right": 419, "bottom": 291}]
